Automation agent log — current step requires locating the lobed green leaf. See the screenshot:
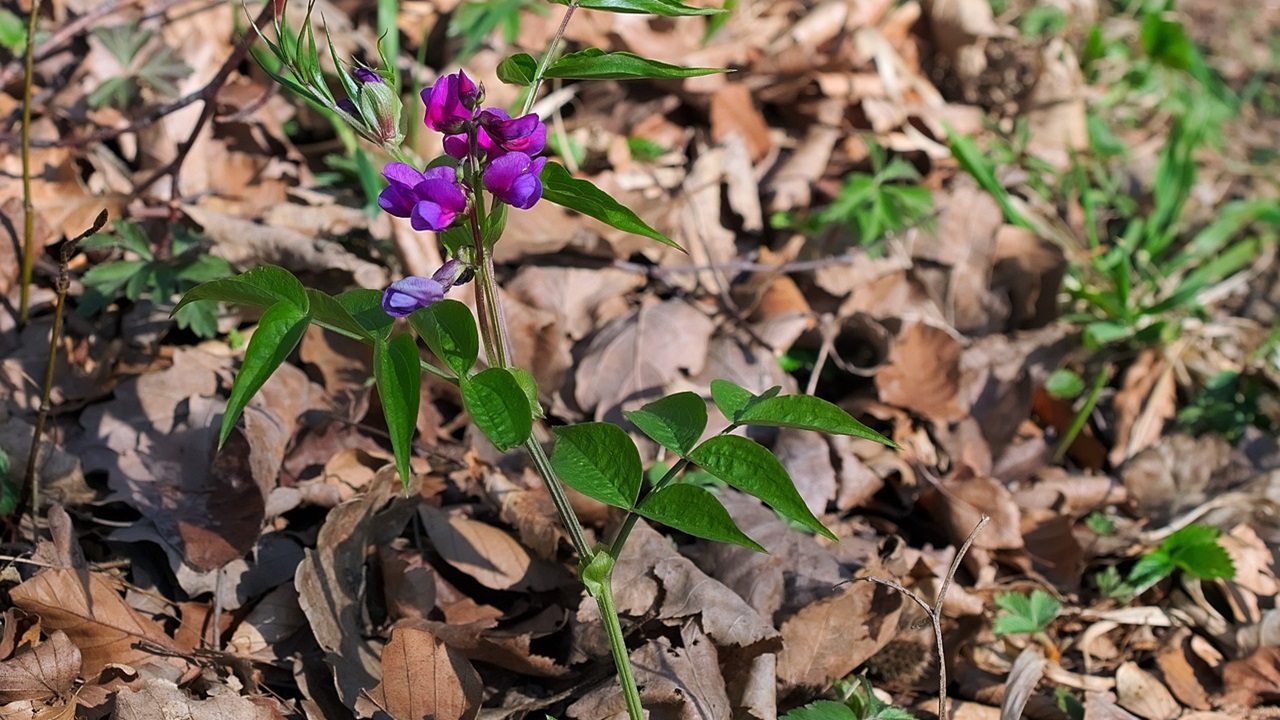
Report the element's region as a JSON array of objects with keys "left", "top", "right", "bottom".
[
  {"left": 688, "top": 435, "right": 834, "bottom": 540},
  {"left": 550, "top": 422, "right": 642, "bottom": 510}
]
